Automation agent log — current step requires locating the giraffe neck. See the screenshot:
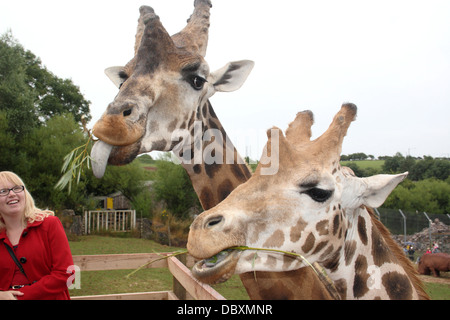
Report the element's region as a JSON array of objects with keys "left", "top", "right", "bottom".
[
  {"left": 175, "top": 100, "right": 251, "bottom": 210},
  {"left": 327, "top": 206, "right": 428, "bottom": 300}
]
